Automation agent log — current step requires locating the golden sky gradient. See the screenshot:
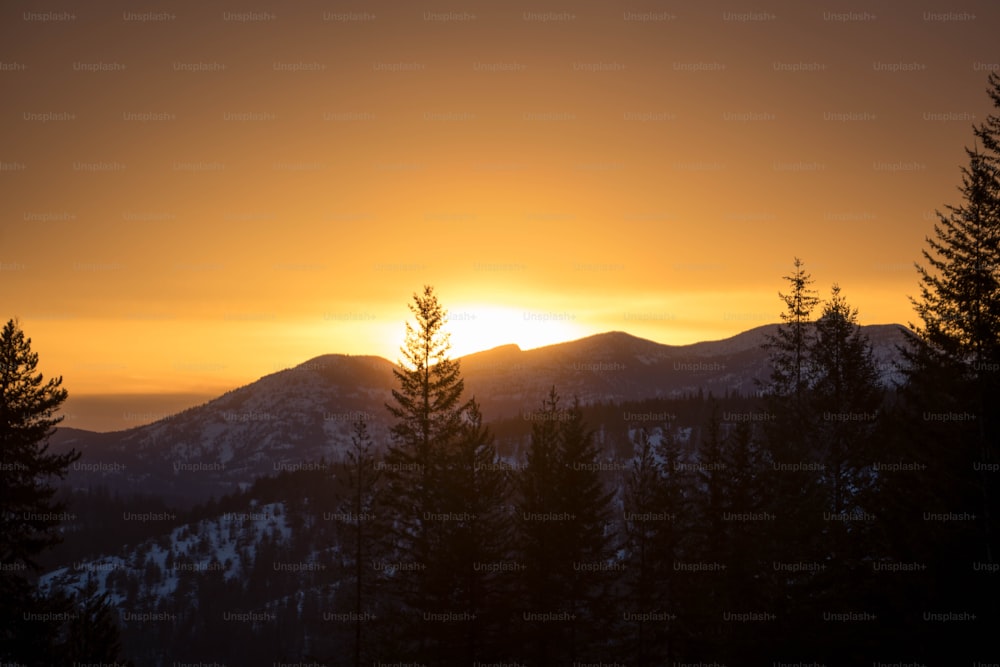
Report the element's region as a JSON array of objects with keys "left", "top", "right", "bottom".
[{"left": 2, "top": 0, "right": 998, "bottom": 428}]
